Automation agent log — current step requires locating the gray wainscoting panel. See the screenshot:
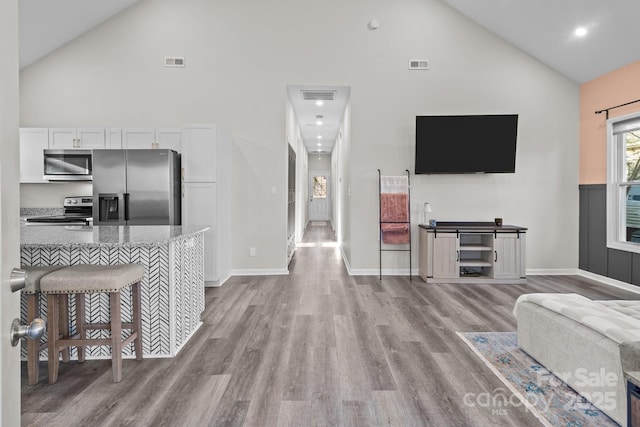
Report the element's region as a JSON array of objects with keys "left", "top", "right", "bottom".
[
  {"left": 579, "top": 186, "right": 589, "bottom": 270},
  {"left": 632, "top": 254, "right": 640, "bottom": 286},
  {"left": 608, "top": 248, "right": 633, "bottom": 284},
  {"left": 585, "top": 185, "right": 608, "bottom": 276}
]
